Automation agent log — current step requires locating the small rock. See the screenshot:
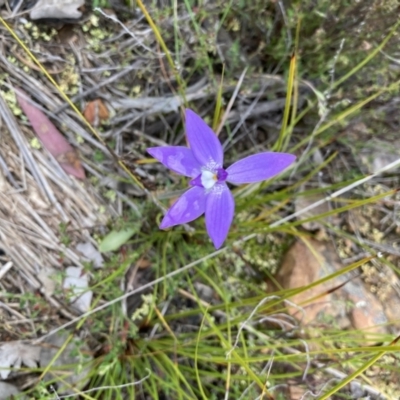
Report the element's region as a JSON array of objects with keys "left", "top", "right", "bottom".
[
  {"left": 270, "top": 239, "right": 389, "bottom": 334},
  {"left": 272, "top": 380, "right": 306, "bottom": 400},
  {"left": 343, "top": 280, "right": 387, "bottom": 334},
  {"left": 269, "top": 239, "right": 341, "bottom": 324},
  {"left": 312, "top": 148, "right": 325, "bottom": 166},
  {"left": 360, "top": 139, "right": 400, "bottom": 174},
  {"left": 361, "top": 263, "right": 400, "bottom": 333},
  {"left": 371, "top": 153, "right": 399, "bottom": 174},
  {"left": 194, "top": 282, "right": 215, "bottom": 303},
  {"left": 288, "top": 384, "right": 307, "bottom": 400}
]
